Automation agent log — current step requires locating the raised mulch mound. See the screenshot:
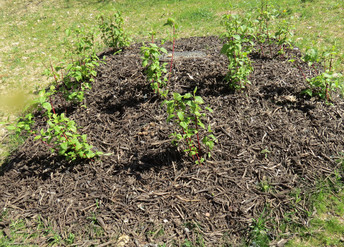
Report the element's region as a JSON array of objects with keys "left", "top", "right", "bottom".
[{"left": 1, "top": 36, "right": 343, "bottom": 246}]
